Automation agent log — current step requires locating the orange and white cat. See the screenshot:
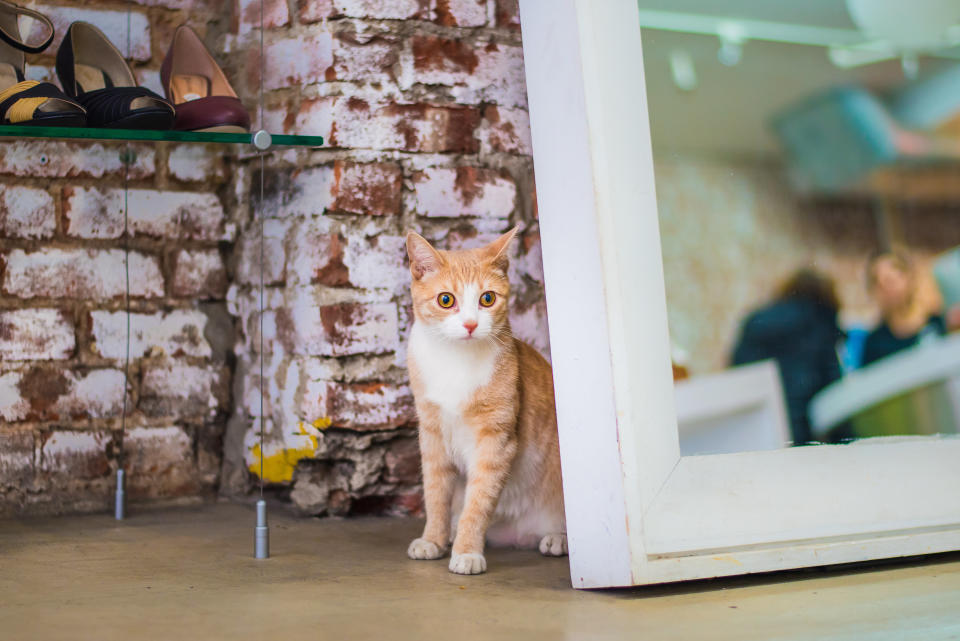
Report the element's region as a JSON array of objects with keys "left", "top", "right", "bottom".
[{"left": 405, "top": 227, "right": 566, "bottom": 575}]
